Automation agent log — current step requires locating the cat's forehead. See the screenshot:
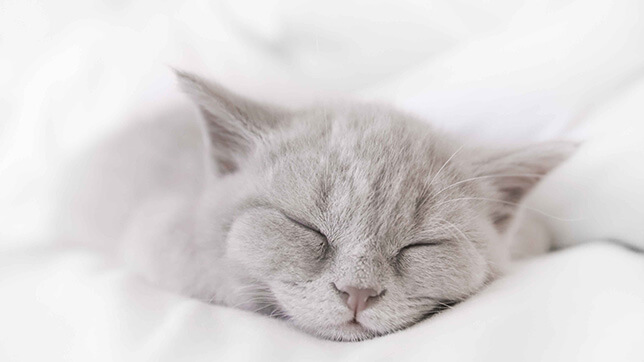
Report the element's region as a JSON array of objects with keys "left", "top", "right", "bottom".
[
  {"left": 267, "top": 104, "right": 445, "bottom": 169},
  {"left": 256, "top": 104, "right": 475, "bottom": 242}
]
